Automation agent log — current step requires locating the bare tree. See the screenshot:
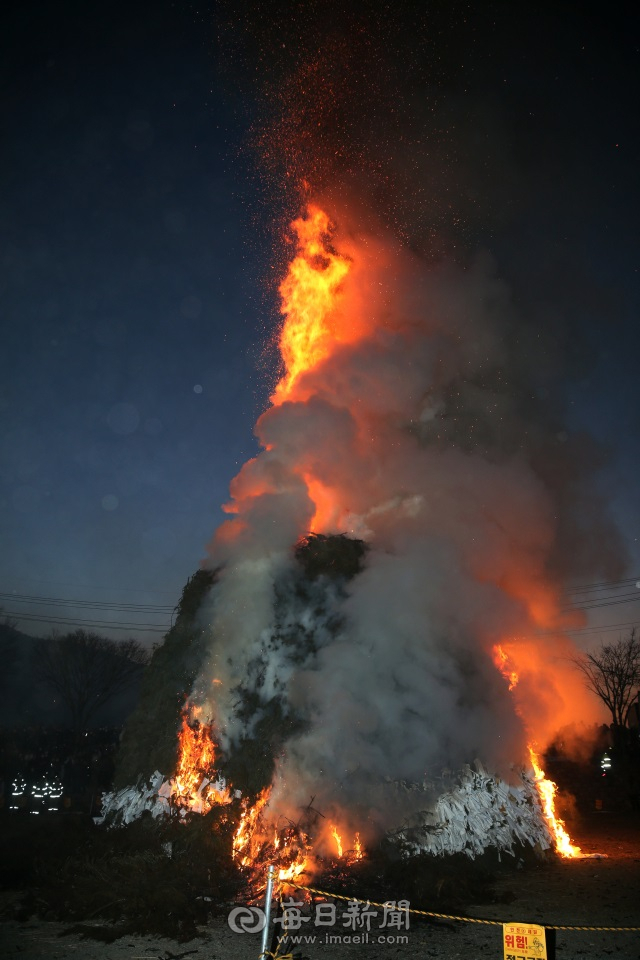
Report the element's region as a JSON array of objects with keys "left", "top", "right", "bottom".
[
  {"left": 0, "top": 615, "right": 20, "bottom": 694},
  {"left": 33, "top": 630, "right": 150, "bottom": 736},
  {"left": 572, "top": 630, "right": 640, "bottom": 731}
]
